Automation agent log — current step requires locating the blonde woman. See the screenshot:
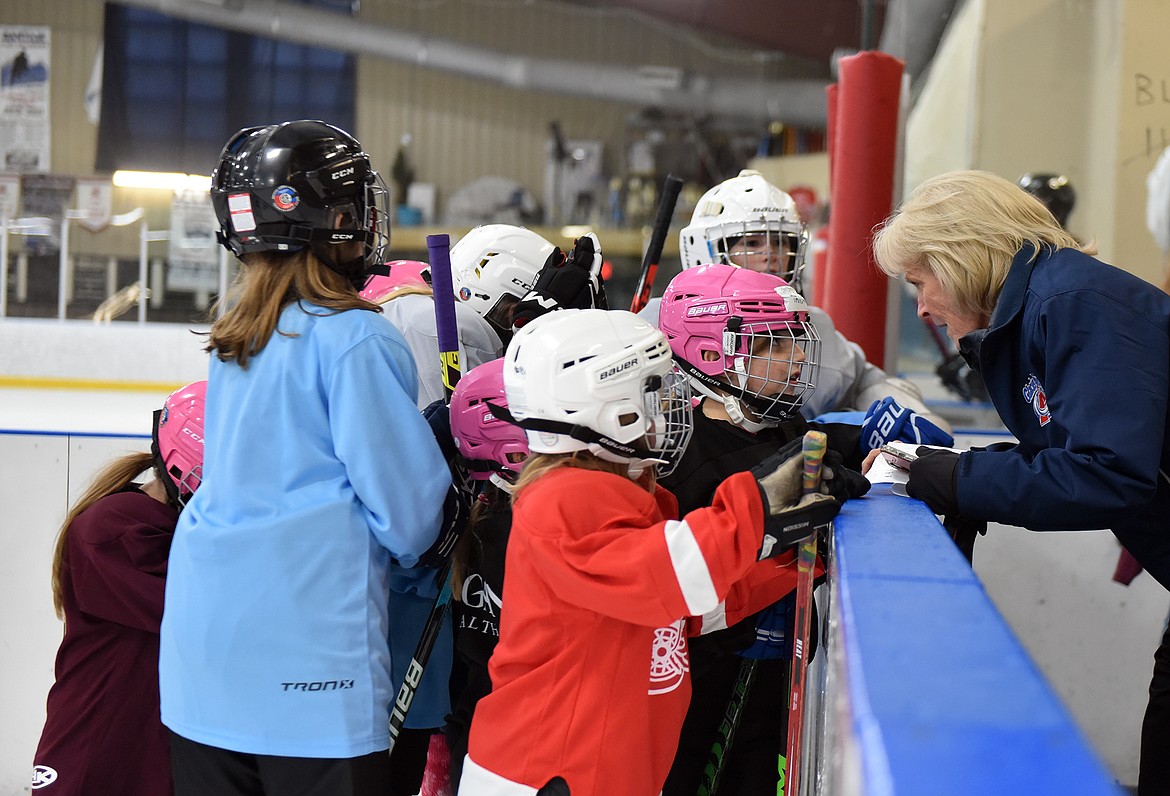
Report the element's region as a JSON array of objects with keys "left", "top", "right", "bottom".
[
  {"left": 874, "top": 169, "right": 1170, "bottom": 796},
  {"left": 158, "top": 121, "right": 452, "bottom": 796}
]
